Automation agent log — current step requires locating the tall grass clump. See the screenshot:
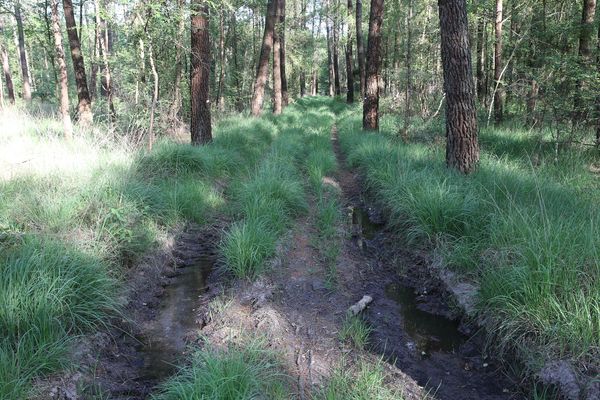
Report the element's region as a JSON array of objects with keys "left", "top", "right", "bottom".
[
  {"left": 319, "top": 360, "right": 403, "bottom": 400},
  {"left": 337, "top": 109, "right": 600, "bottom": 372},
  {"left": 0, "top": 106, "right": 280, "bottom": 396},
  {"left": 0, "top": 237, "right": 118, "bottom": 398},
  {"left": 152, "top": 340, "right": 290, "bottom": 400}
]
